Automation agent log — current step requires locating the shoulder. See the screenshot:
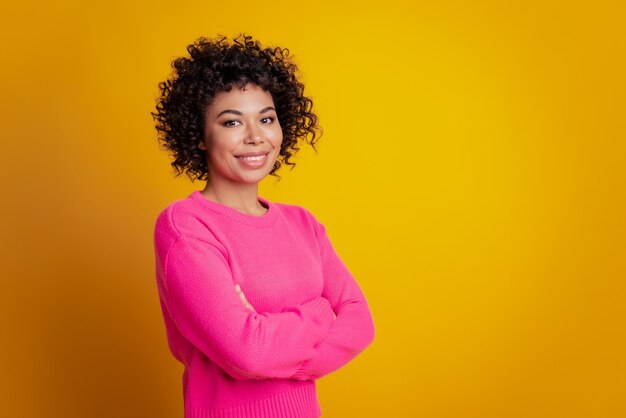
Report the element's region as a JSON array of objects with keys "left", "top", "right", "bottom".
[
  {"left": 273, "top": 200, "right": 327, "bottom": 240},
  {"left": 153, "top": 196, "right": 222, "bottom": 248}
]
